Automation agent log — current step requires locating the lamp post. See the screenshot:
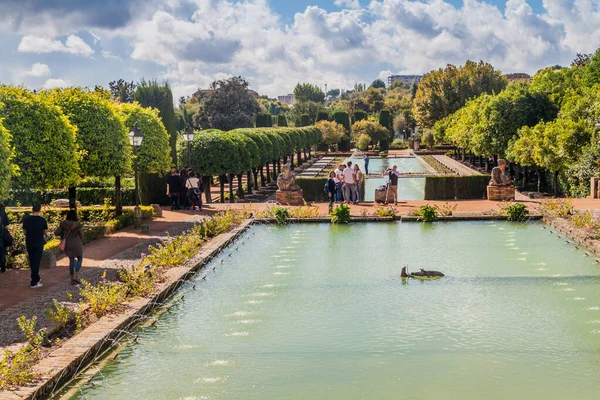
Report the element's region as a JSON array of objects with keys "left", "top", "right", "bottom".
[
  {"left": 183, "top": 126, "right": 195, "bottom": 167},
  {"left": 129, "top": 123, "right": 144, "bottom": 229}
]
